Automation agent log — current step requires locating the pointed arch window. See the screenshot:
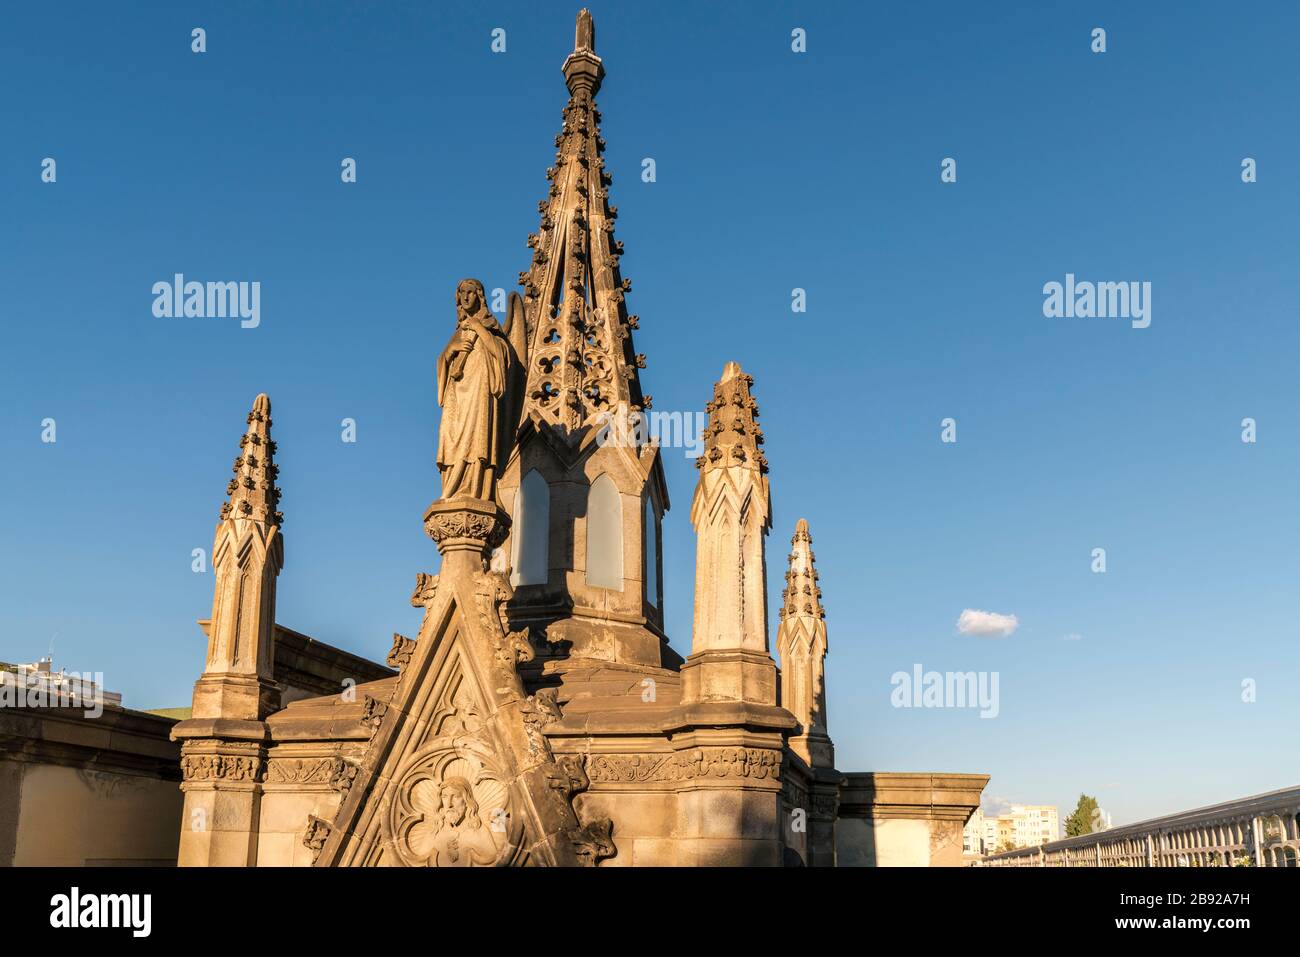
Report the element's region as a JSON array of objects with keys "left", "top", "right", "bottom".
[
  {"left": 643, "top": 493, "right": 660, "bottom": 609},
  {"left": 586, "top": 474, "right": 623, "bottom": 590},
  {"left": 510, "top": 470, "right": 550, "bottom": 587}
]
